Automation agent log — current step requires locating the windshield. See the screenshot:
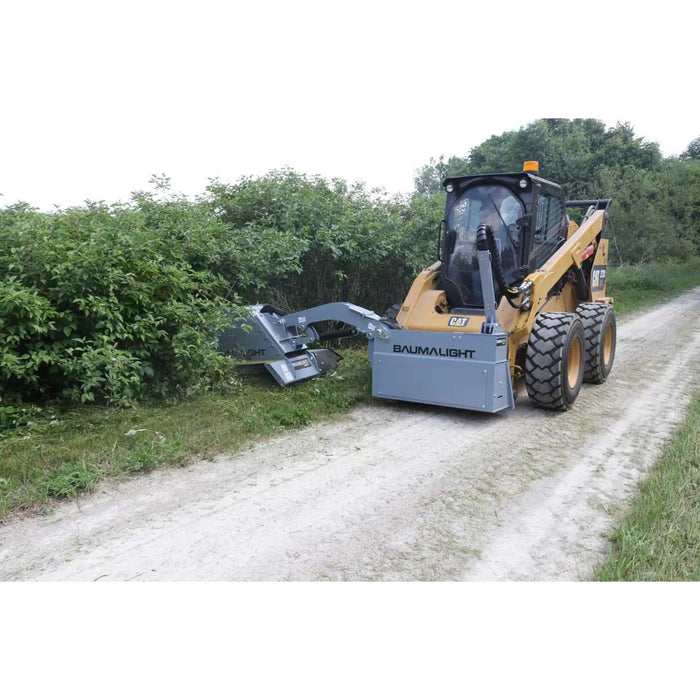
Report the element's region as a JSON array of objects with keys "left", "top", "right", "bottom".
[{"left": 444, "top": 184, "right": 524, "bottom": 307}]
